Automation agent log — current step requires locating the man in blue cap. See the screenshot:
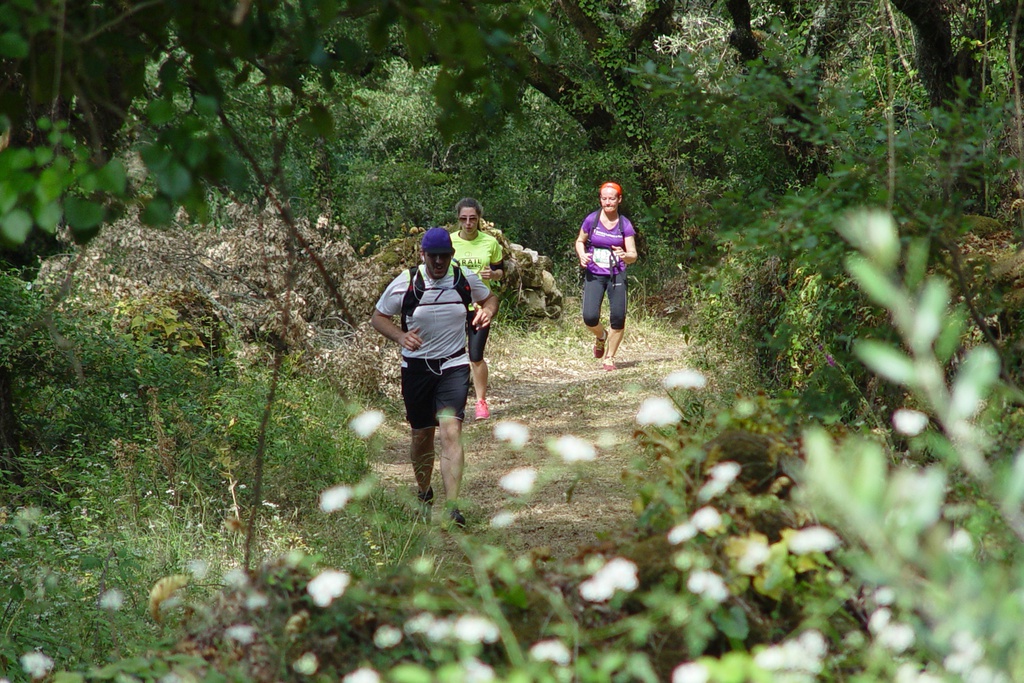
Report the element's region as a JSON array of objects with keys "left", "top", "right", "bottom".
[{"left": 371, "top": 227, "right": 499, "bottom": 528}]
